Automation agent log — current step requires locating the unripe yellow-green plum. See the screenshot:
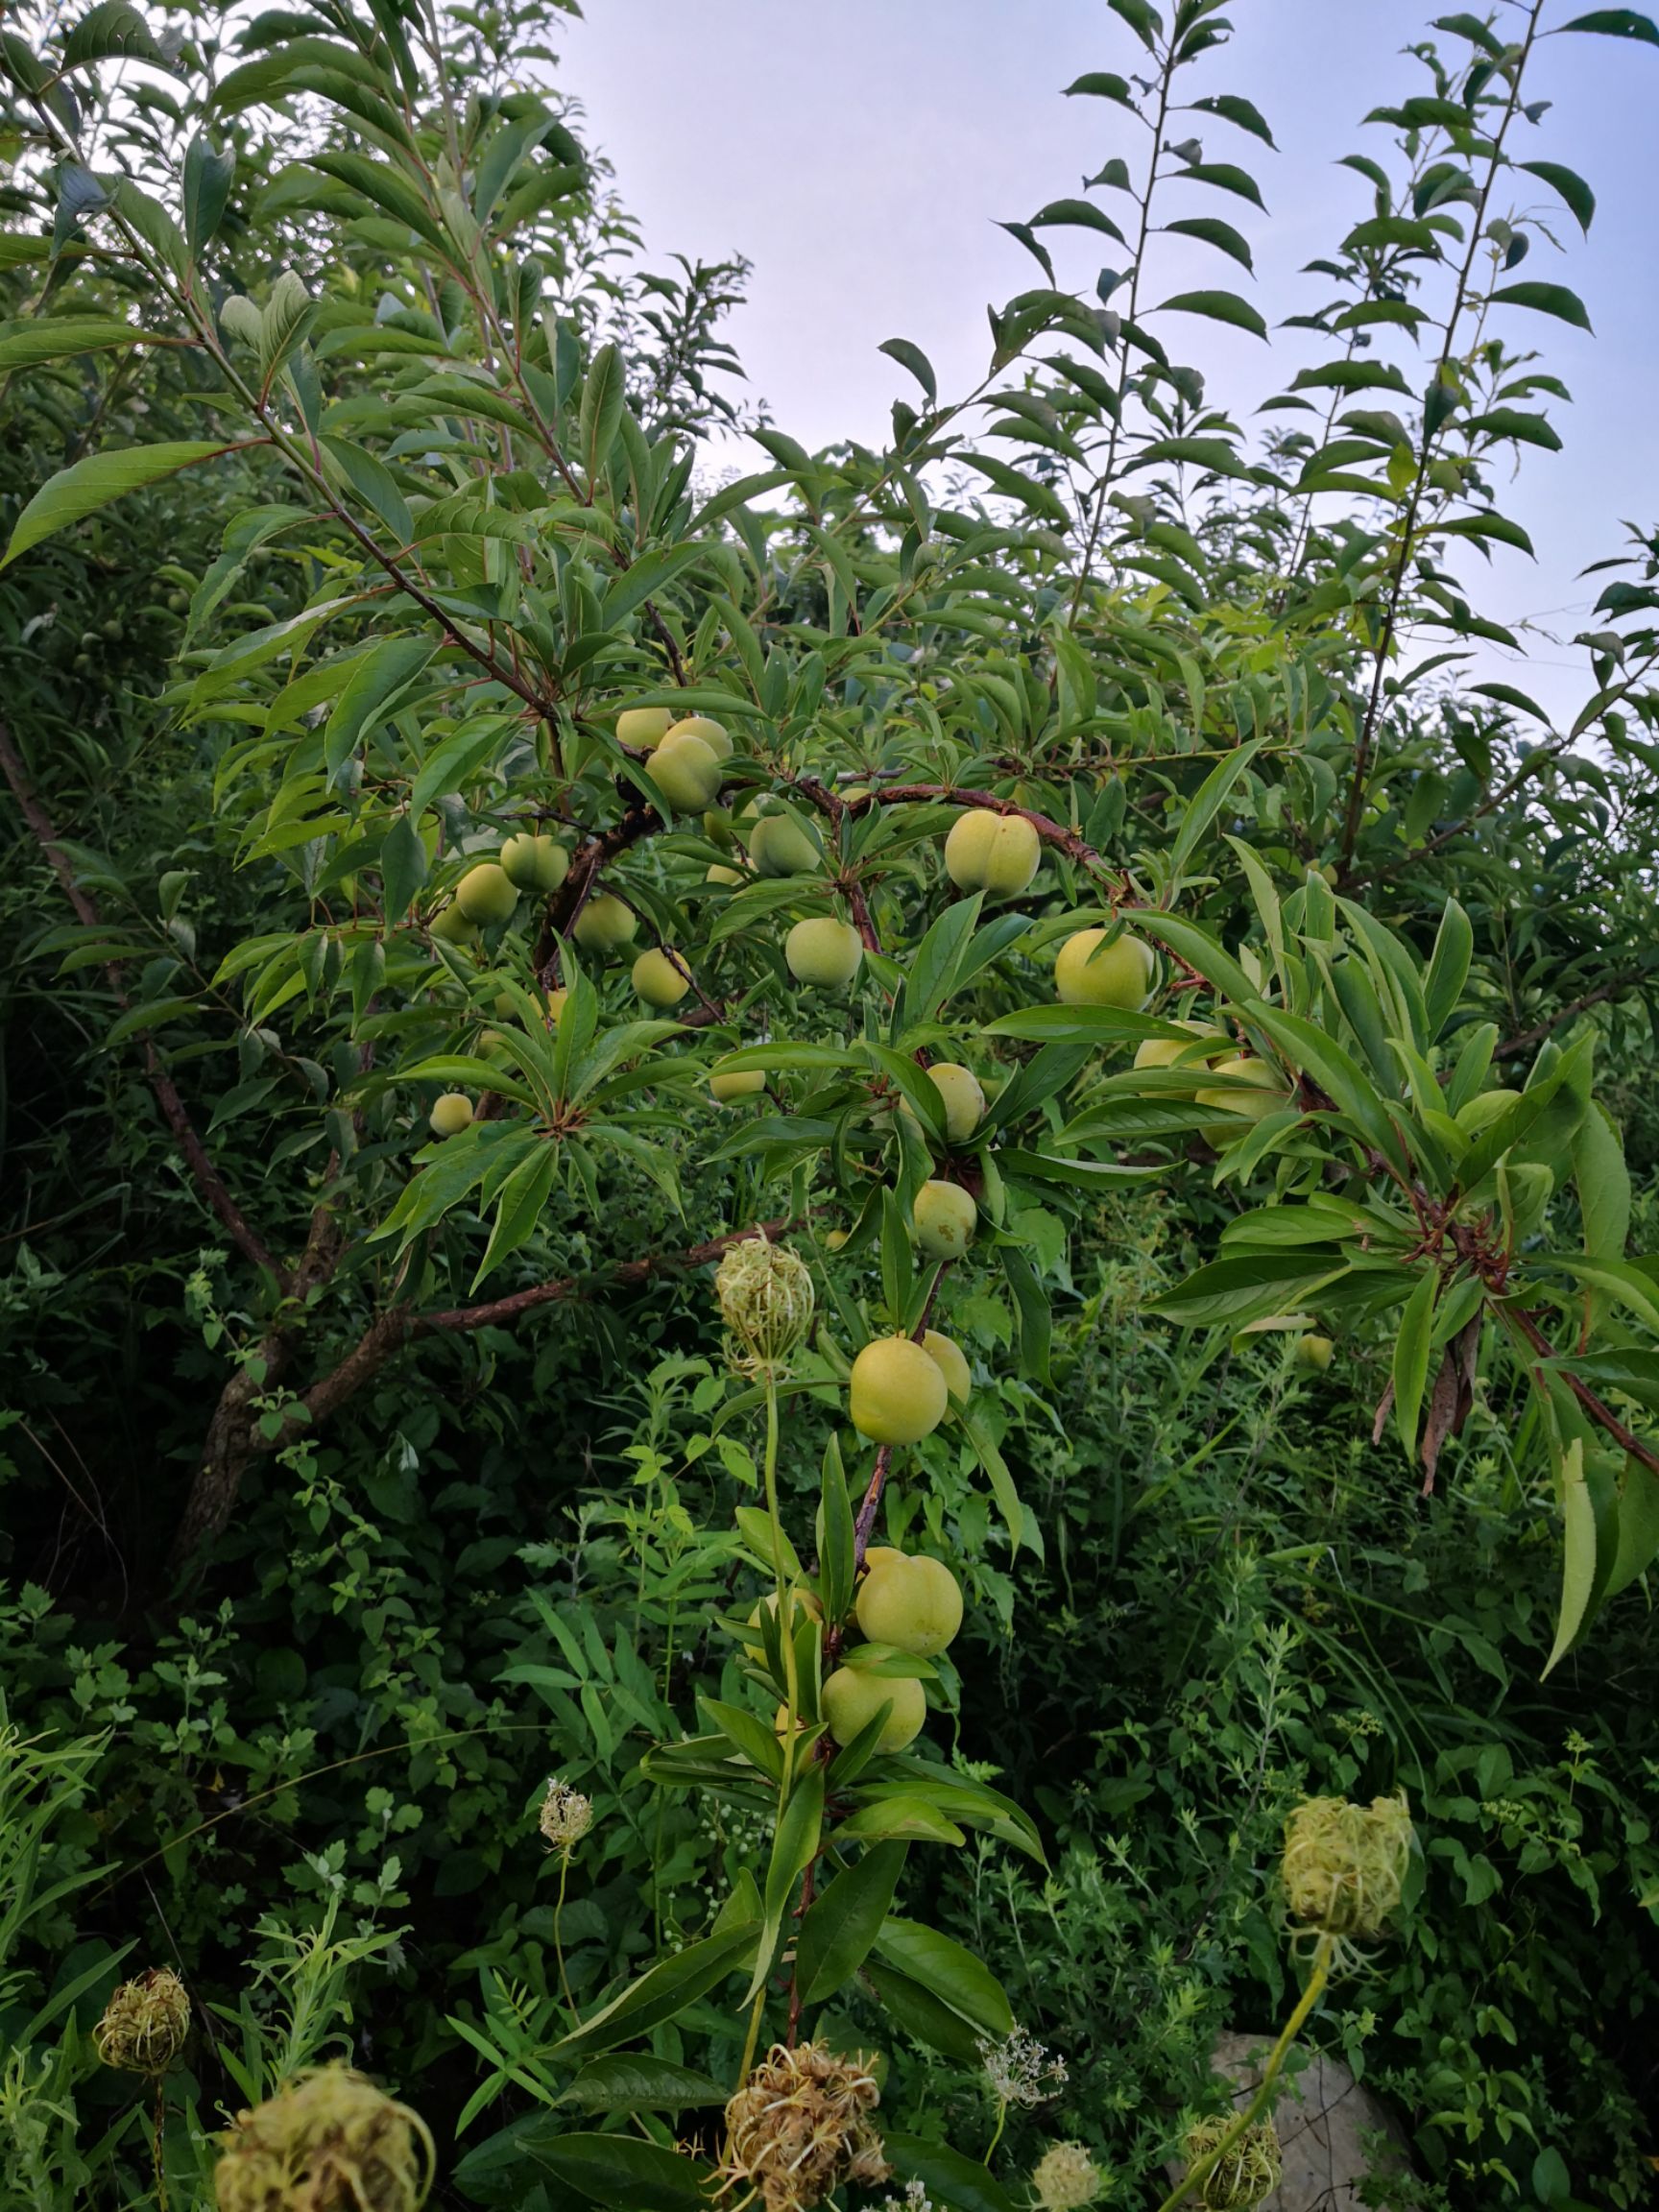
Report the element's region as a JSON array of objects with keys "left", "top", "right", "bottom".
[
  {"left": 902, "top": 1063, "right": 985, "bottom": 1144},
  {"left": 650, "top": 731, "right": 723, "bottom": 809},
  {"left": 914, "top": 1179, "right": 977, "bottom": 1260},
  {"left": 1134, "top": 1021, "right": 1225, "bottom": 1070},
  {"left": 855, "top": 1552, "right": 963, "bottom": 1658},
  {"left": 850, "top": 1336, "right": 949, "bottom": 1444},
  {"left": 573, "top": 893, "right": 637, "bottom": 956},
  {"left": 863, "top": 1545, "right": 903, "bottom": 1573},
  {"left": 743, "top": 1586, "right": 823, "bottom": 1663},
  {"left": 786, "top": 917, "right": 862, "bottom": 989},
  {"left": 1455, "top": 1088, "right": 1520, "bottom": 1135},
  {"left": 430, "top": 901, "right": 478, "bottom": 946},
  {"left": 616, "top": 706, "right": 673, "bottom": 749},
  {"left": 429, "top": 1092, "right": 473, "bottom": 1138},
  {"left": 665, "top": 713, "right": 733, "bottom": 760},
  {"left": 1195, "top": 1056, "right": 1285, "bottom": 1146},
  {"left": 823, "top": 1227, "right": 850, "bottom": 1251},
  {"left": 500, "top": 832, "right": 568, "bottom": 894},
  {"left": 748, "top": 812, "right": 822, "bottom": 878},
  {"left": 920, "top": 1329, "right": 971, "bottom": 1406},
  {"left": 456, "top": 862, "right": 518, "bottom": 927},
  {"left": 1296, "top": 1333, "right": 1334, "bottom": 1373},
  {"left": 633, "top": 948, "right": 691, "bottom": 1008},
  {"left": 711, "top": 1068, "right": 766, "bottom": 1103},
  {"left": 1055, "top": 927, "right": 1154, "bottom": 1009},
  {"left": 821, "top": 1666, "right": 926, "bottom": 1754},
  {"left": 944, "top": 808, "right": 1041, "bottom": 896},
  {"left": 707, "top": 860, "right": 745, "bottom": 887}
]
